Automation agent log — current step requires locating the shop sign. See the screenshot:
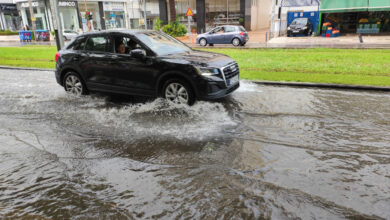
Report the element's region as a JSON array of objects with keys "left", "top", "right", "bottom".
[
  {"left": 0, "top": 4, "right": 17, "bottom": 12},
  {"left": 20, "top": 2, "right": 41, "bottom": 8},
  {"left": 58, "top": 1, "right": 76, "bottom": 7},
  {"left": 103, "top": 2, "right": 123, "bottom": 11}
]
